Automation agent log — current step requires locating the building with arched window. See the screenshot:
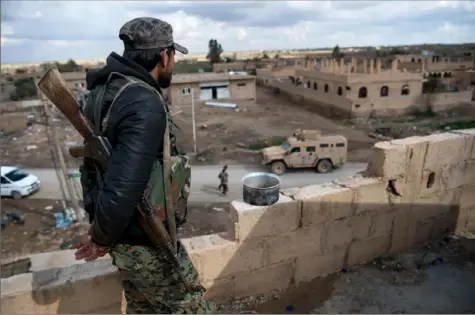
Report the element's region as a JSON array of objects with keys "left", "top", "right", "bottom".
[{"left": 257, "top": 56, "right": 473, "bottom": 119}]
